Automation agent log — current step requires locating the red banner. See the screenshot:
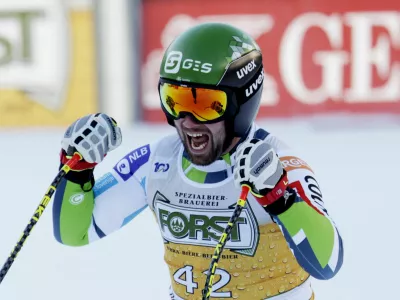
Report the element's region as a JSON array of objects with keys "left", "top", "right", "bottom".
[{"left": 141, "top": 0, "right": 400, "bottom": 122}]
